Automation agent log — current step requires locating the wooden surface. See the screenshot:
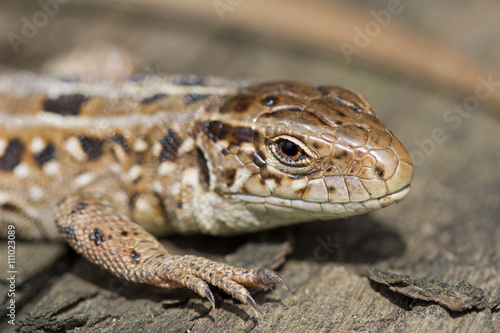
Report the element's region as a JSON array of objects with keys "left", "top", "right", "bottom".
[{"left": 0, "top": 1, "right": 499, "bottom": 332}]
